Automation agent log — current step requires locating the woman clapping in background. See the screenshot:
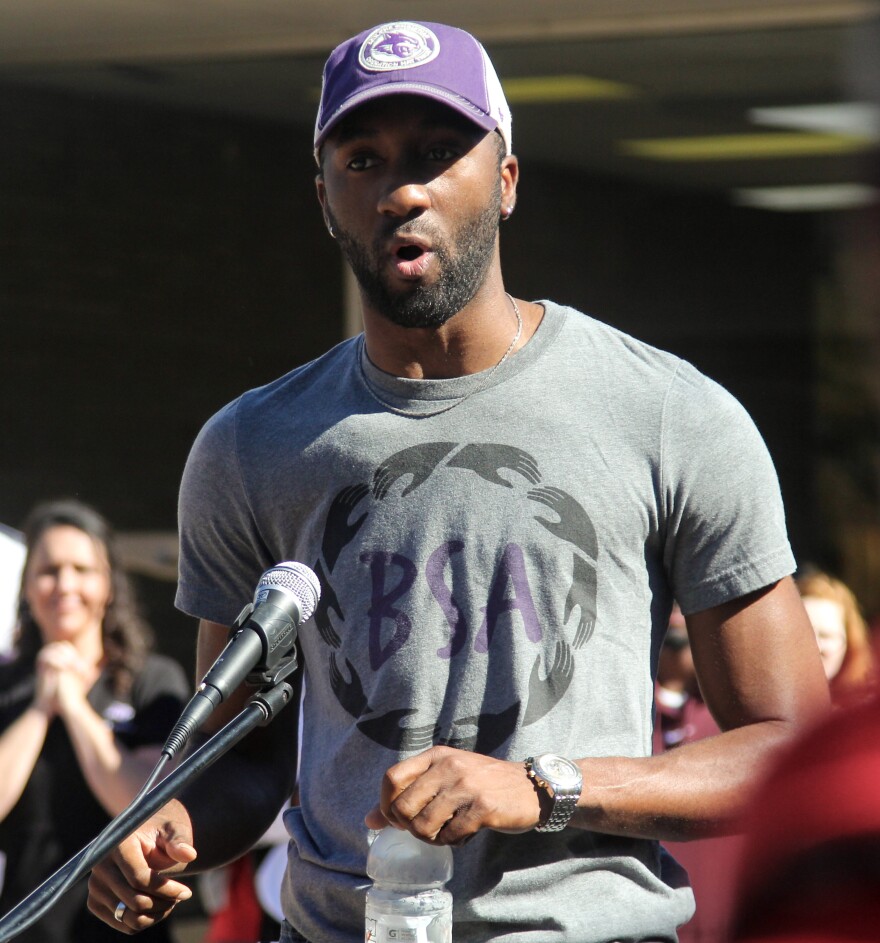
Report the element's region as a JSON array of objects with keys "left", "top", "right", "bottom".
[{"left": 0, "top": 499, "right": 190, "bottom": 943}]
